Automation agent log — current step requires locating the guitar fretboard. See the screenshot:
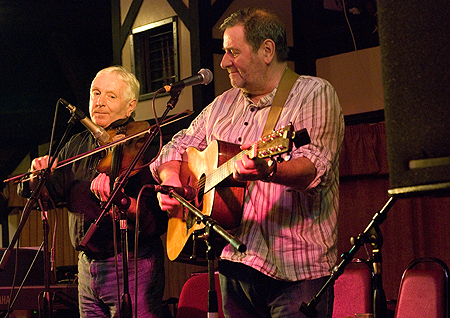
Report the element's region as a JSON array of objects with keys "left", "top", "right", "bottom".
[
  {"left": 204, "top": 149, "right": 250, "bottom": 193},
  {"left": 197, "top": 125, "right": 294, "bottom": 194}
]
